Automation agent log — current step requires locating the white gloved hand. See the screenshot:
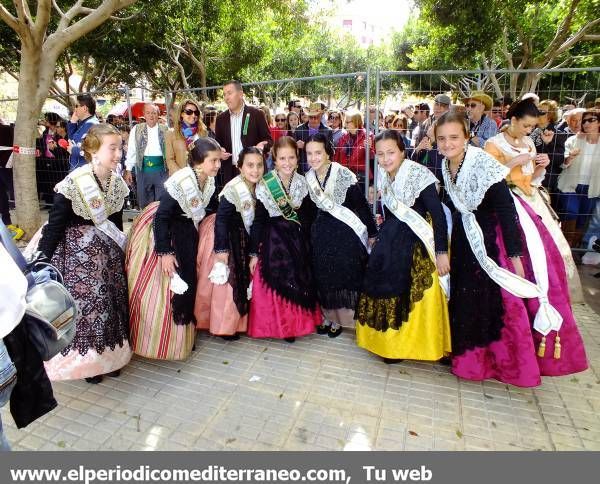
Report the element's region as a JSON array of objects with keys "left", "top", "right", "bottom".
[
  {"left": 170, "top": 272, "right": 189, "bottom": 294},
  {"left": 208, "top": 261, "right": 230, "bottom": 285},
  {"left": 246, "top": 281, "right": 253, "bottom": 300}
]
